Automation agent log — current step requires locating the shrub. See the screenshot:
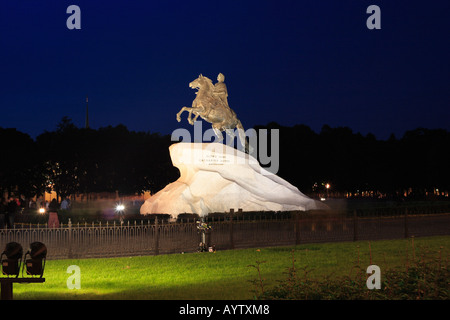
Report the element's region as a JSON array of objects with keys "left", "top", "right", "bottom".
[{"left": 253, "top": 247, "right": 449, "bottom": 300}]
